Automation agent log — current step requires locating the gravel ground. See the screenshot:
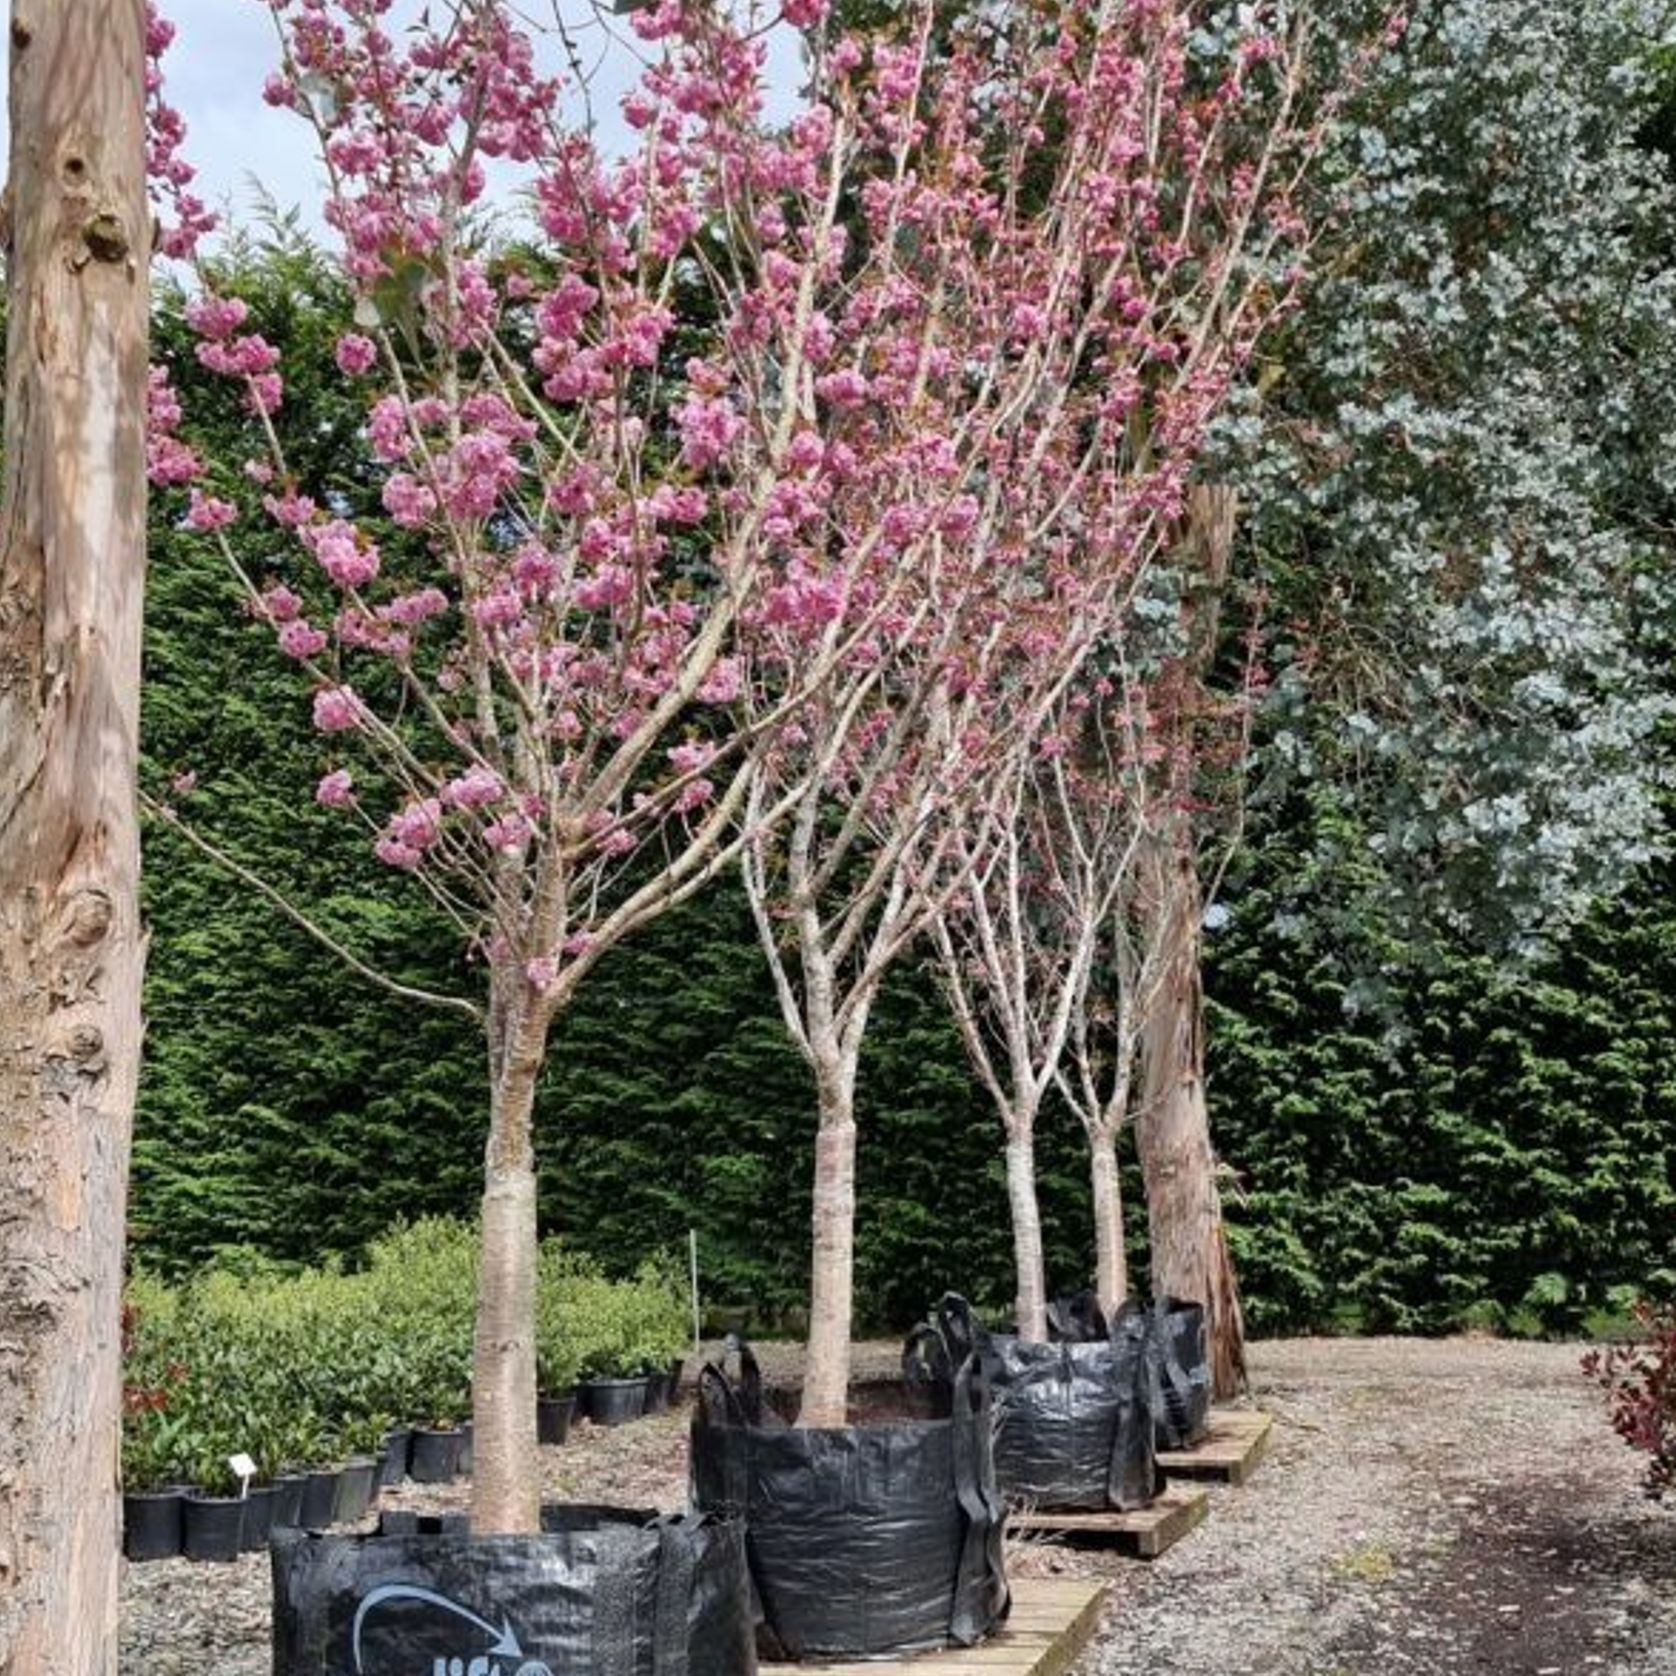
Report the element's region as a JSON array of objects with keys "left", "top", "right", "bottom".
[{"left": 120, "top": 1337, "right": 1675, "bottom": 1675}]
